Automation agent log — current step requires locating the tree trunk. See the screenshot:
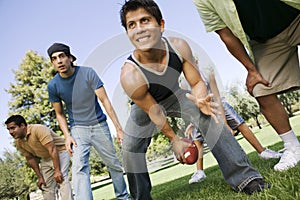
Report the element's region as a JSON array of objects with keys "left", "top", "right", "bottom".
[{"left": 255, "top": 116, "right": 262, "bottom": 129}]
